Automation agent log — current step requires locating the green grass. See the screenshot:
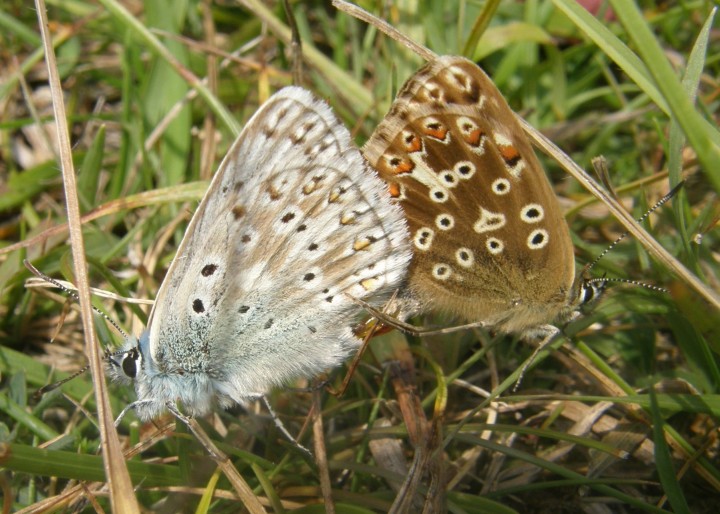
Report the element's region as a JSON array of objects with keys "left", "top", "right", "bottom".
[{"left": 1, "top": 0, "right": 719, "bottom": 512}]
